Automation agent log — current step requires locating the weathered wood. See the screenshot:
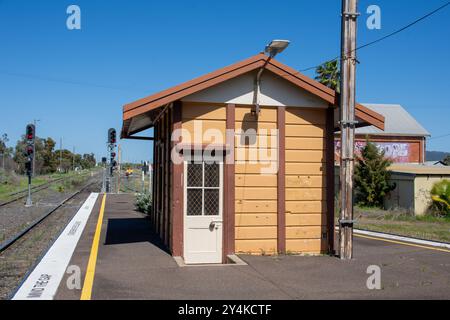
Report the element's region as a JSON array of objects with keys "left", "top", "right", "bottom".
[{"left": 339, "top": 0, "right": 358, "bottom": 260}]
